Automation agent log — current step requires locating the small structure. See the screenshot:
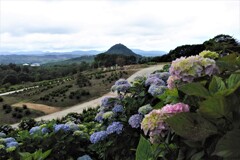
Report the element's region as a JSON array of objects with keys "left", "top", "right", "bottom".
[{"left": 30, "top": 63, "right": 40, "bottom": 67}]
